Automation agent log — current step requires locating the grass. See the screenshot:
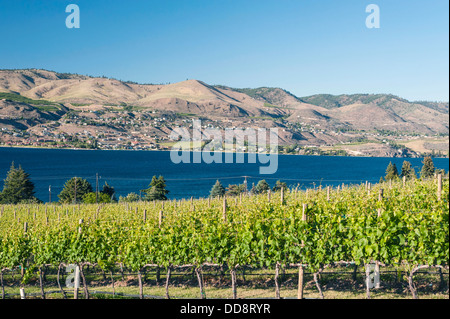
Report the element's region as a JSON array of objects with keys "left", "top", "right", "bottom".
[
  {"left": 0, "top": 92, "right": 61, "bottom": 111},
  {"left": 2, "top": 265, "right": 447, "bottom": 300},
  {"left": 397, "top": 138, "right": 449, "bottom": 154},
  {"left": 176, "top": 113, "right": 197, "bottom": 117}
]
